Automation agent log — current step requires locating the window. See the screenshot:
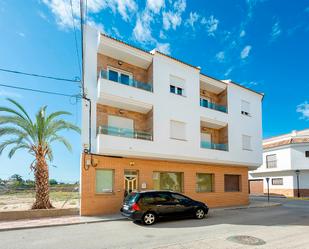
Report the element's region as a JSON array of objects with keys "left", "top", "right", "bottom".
[
  {"left": 224, "top": 174, "right": 241, "bottom": 192},
  {"left": 153, "top": 172, "right": 183, "bottom": 192},
  {"left": 170, "top": 75, "right": 185, "bottom": 96},
  {"left": 200, "top": 97, "right": 210, "bottom": 108},
  {"left": 107, "top": 115, "right": 134, "bottom": 138},
  {"left": 170, "top": 120, "right": 186, "bottom": 140},
  {"left": 96, "top": 169, "right": 114, "bottom": 193},
  {"left": 242, "top": 135, "right": 252, "bottom": 150},
  {"left": 196, "top": 173, "right": 213, "bottom": 192},
  {"left": 272, "top": 178, "right": 283, "bottom": 185},
  {"left": 305, "top": 151, "right": 309, "bottom": 158},
  {"left": 266, "top": 154, "right": 277, "bottom": 168},
  {"left": 241, "top": 100, "right": 250, "bottom": 116},
  {"left": 108, "top": 70, "right": 118, "bottom": 82},
  {"left": 108, "top": 67, "right": 132, "bottom": 85}
]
